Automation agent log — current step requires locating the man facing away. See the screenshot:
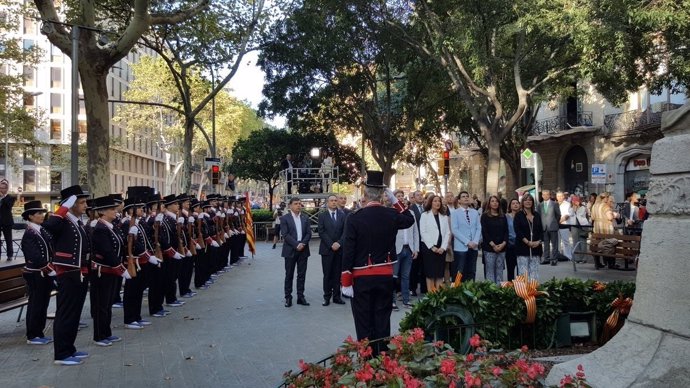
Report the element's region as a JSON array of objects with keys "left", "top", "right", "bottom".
[
  {"left": 317, "top": 195, "right": 346, "bottom": 306},
  {"left": 0, "top": 180, "right": 17, "bottom": 261},
  {"left": 280, "top": 197, "right": 312, "bottom": 307},
  {"left": 540, "top": 189, "right": 561, "bottom": 266},
  {"left": 341, "top": 171, "right": 414, "bottom": 355}
]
